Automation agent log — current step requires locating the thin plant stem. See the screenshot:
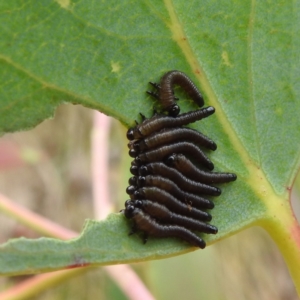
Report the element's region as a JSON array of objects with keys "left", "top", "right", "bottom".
[{"left": 91, "top": 111, "right": 155, "bottom": 300}]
